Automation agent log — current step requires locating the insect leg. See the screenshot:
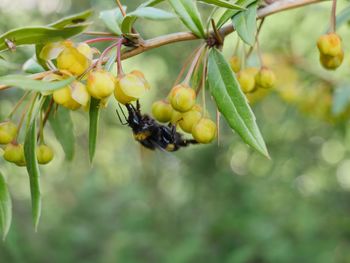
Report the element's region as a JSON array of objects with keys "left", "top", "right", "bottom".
[
  {"left": 118, "top": 103, "right": 128, "bottom": 120},
  {"left": 116, "top": 108, "right": 128, "bottom": 125}
]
